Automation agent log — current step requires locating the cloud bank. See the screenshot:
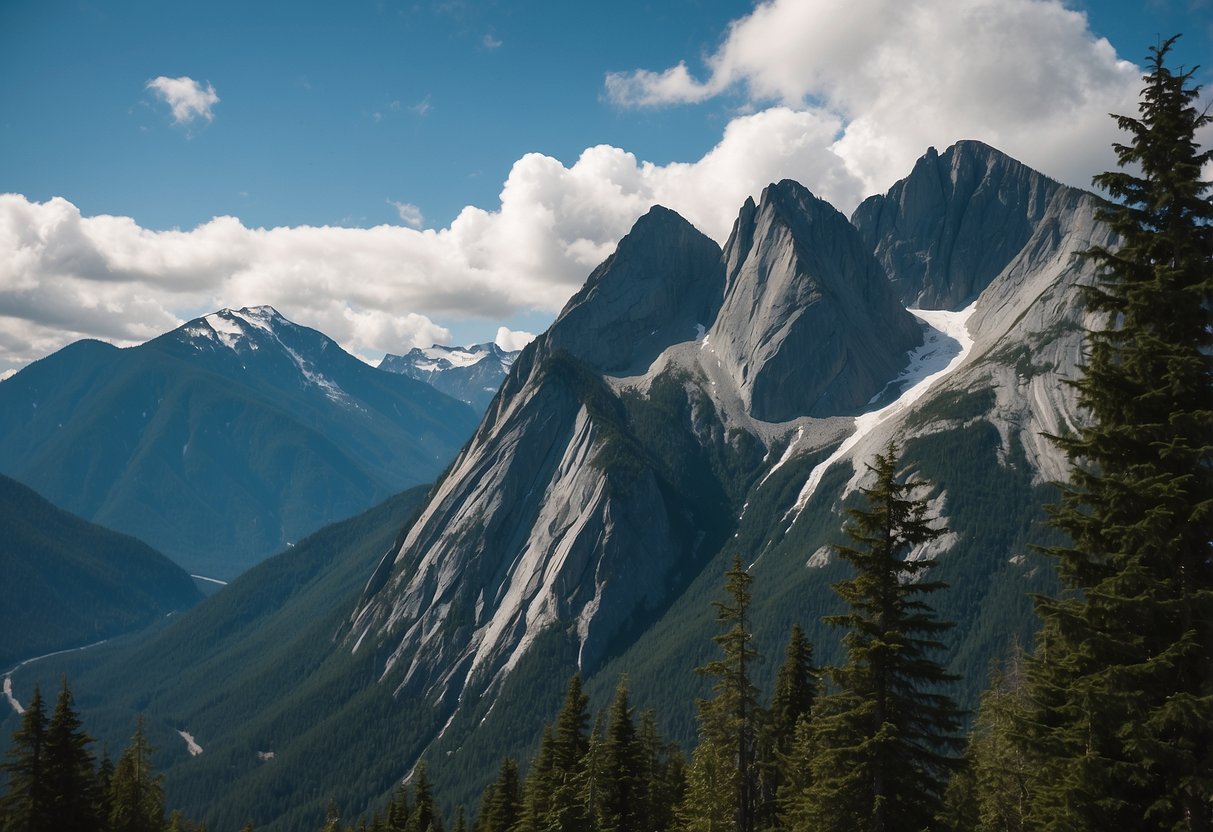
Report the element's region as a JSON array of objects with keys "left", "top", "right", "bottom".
[{"left": 2, "top": 0, "right": 1165, "bottom": 374}]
